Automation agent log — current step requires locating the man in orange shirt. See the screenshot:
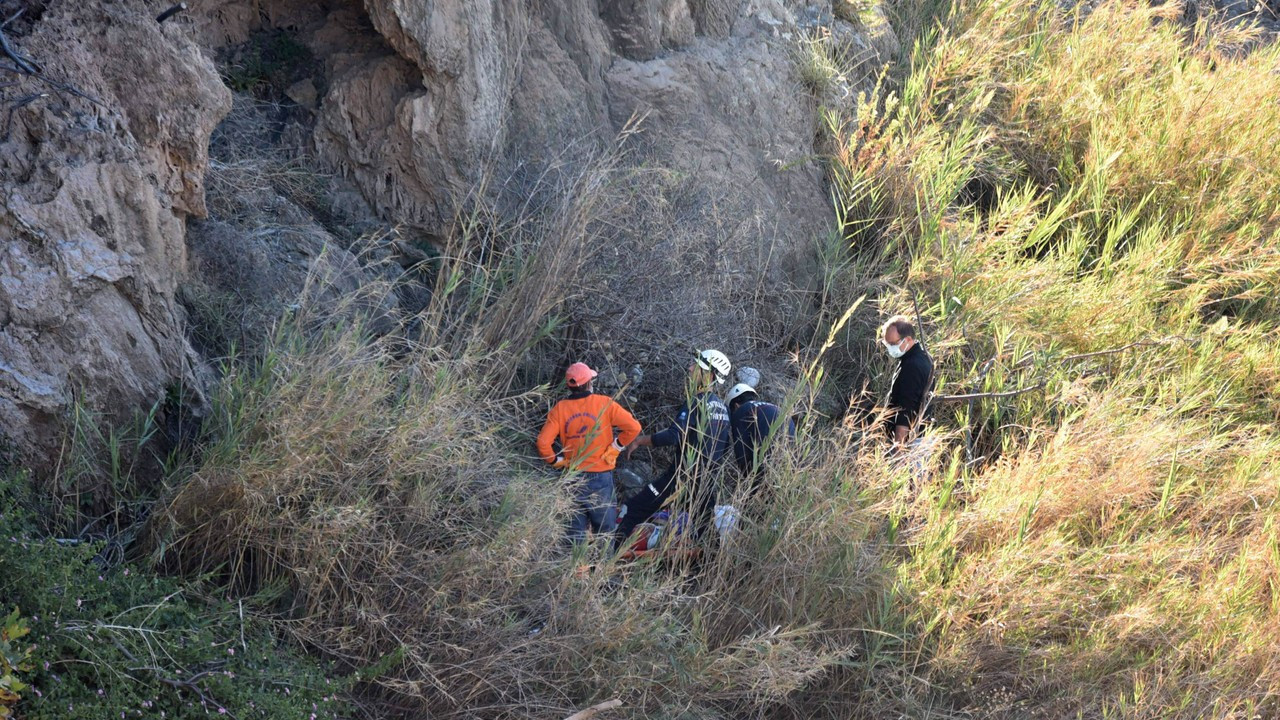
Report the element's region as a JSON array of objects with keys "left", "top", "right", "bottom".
[{"left": 536, "top": 362, "right": 642, "bottom": 543}]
